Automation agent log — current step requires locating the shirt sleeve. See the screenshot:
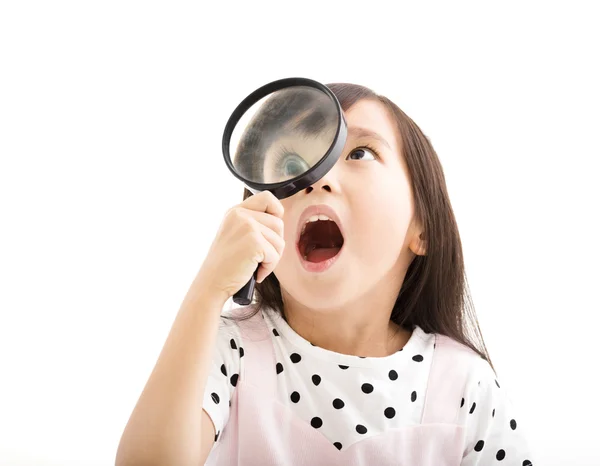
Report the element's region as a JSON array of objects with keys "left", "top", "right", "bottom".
[
  {"left": 201, "top": 313, "right": 243, "bottom": 442},
  {"left": 460, "top": 358, "right": 535, "bottom": 465}
]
